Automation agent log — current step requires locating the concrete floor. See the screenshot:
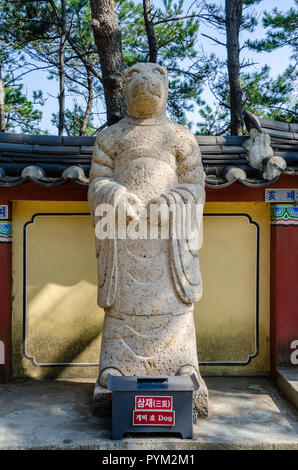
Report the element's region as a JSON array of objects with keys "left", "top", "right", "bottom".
[{"left": 0, "top": 376, "right": 297, "bottom": 450}]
